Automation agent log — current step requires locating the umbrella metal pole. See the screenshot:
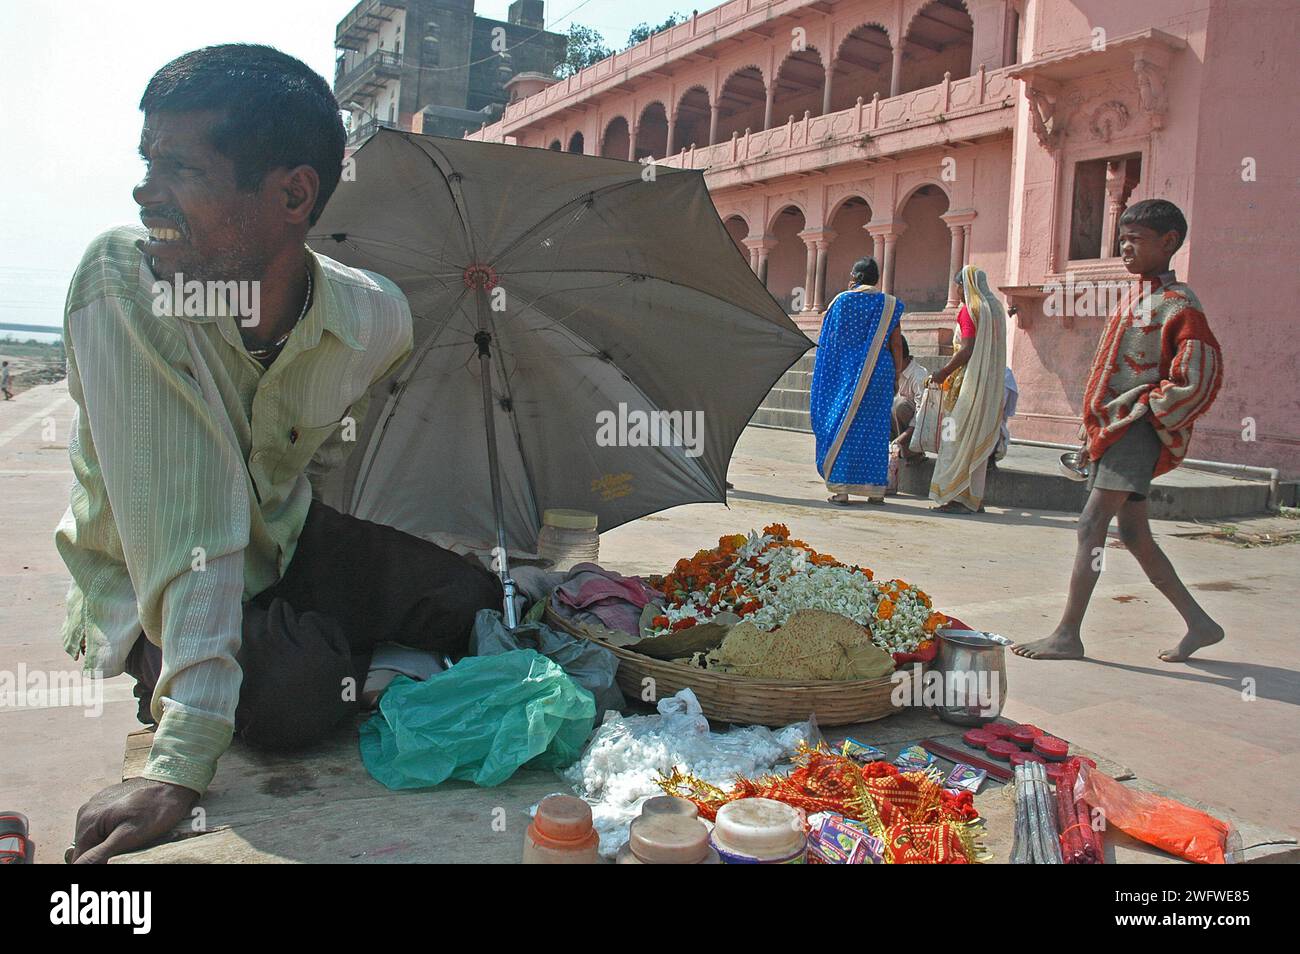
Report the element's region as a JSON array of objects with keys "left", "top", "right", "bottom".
[{"left": 474, "top": 328, "right": 519, "bottom": 628}]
